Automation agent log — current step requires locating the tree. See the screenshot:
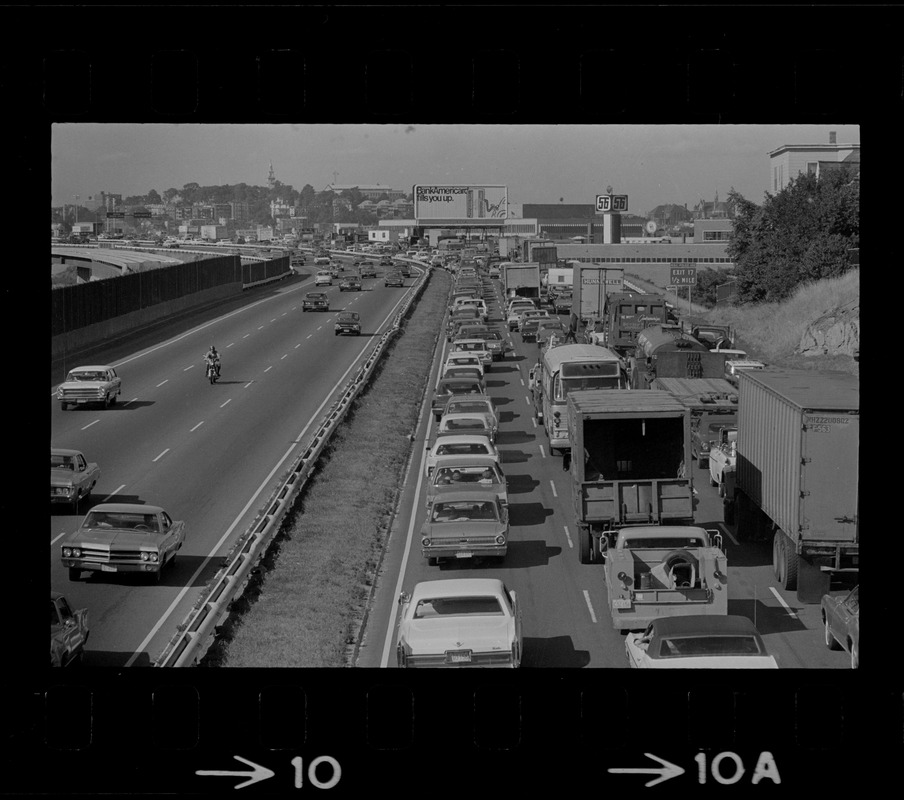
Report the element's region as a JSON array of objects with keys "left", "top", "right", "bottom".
[
  {"left": 726, "top": 167, "right": 859, "bottom": 304},
  {"left": 163, "top": 188, "right": 180, "bottom": 204},
  {"left": 146, "top": 189, "right": 162, "bottom": 205},
  {"left": 300, "top": 184, "right": 316, "bottom": 207},
  {"left": 691, "top": 267, "right": 735, "bottom": 307}
]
